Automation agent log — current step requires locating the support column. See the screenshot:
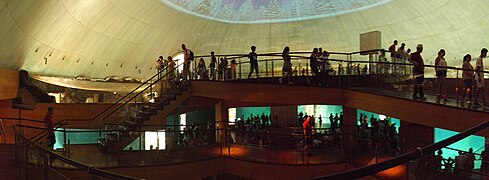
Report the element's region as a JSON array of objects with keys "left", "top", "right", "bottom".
[
  {"left": 399, "top": 121, "right": 433, "bottom": 153},
  {"left": 215, "top": 101, "right": 228, "bottom": 143},
  {"left": 342, "top": 106, "right": 357, "bottom": 162}
]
